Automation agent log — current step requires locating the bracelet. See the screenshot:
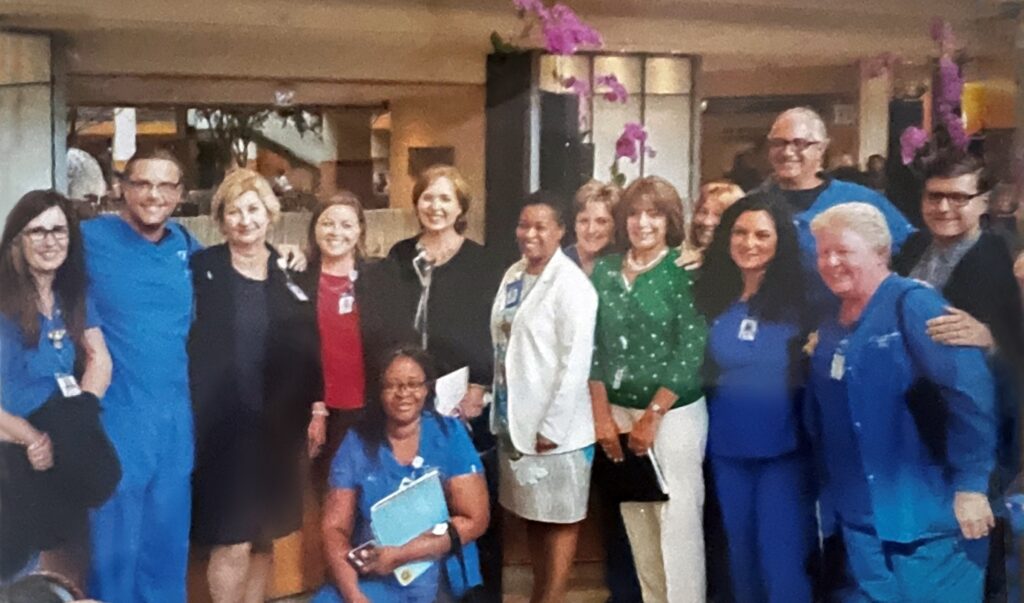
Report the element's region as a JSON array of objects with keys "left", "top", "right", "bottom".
[
  {"left": 27, "top": 437, "right": 45, "bottom": 450},
  {"left": 312, "top": 408, "right": 329, "bottom": 418},
  {"left": 649, "top": 403, "right": 666, "bottom": 417}
]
